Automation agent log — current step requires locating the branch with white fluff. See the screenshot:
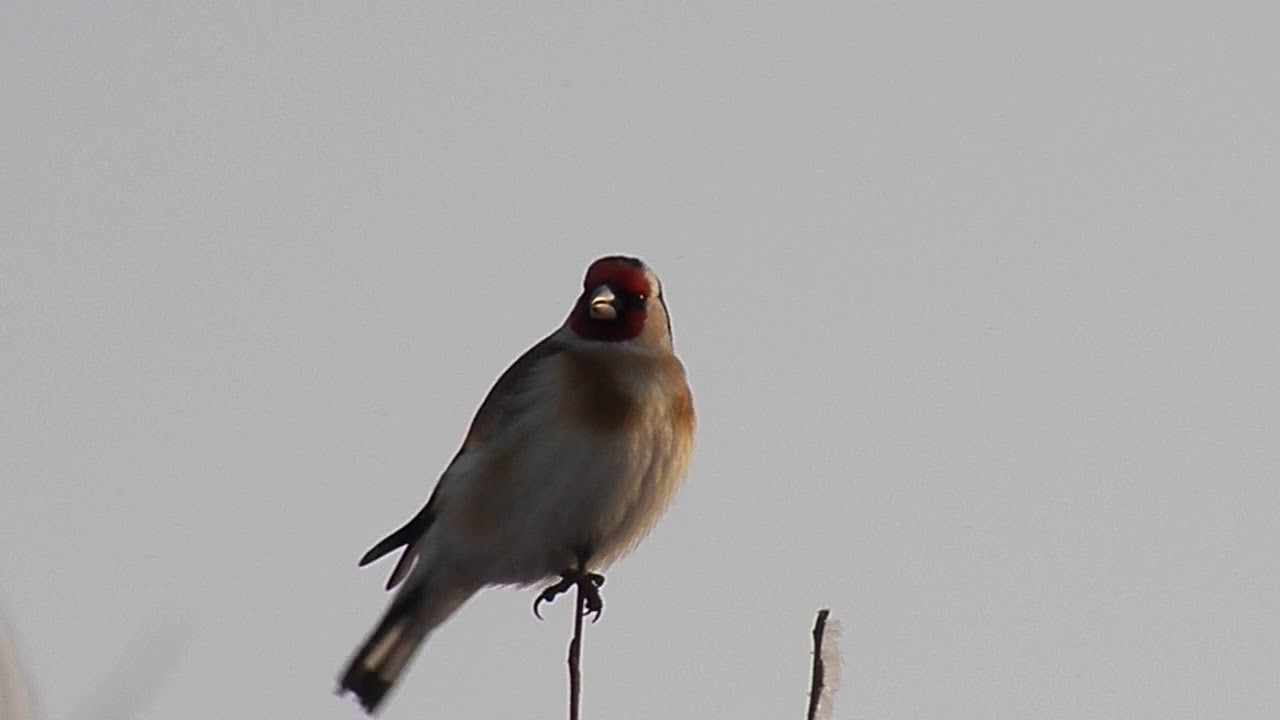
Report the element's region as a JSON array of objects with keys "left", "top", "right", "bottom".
[{"left": 805, "top": 608, "right": 843, "bottom": 720}]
